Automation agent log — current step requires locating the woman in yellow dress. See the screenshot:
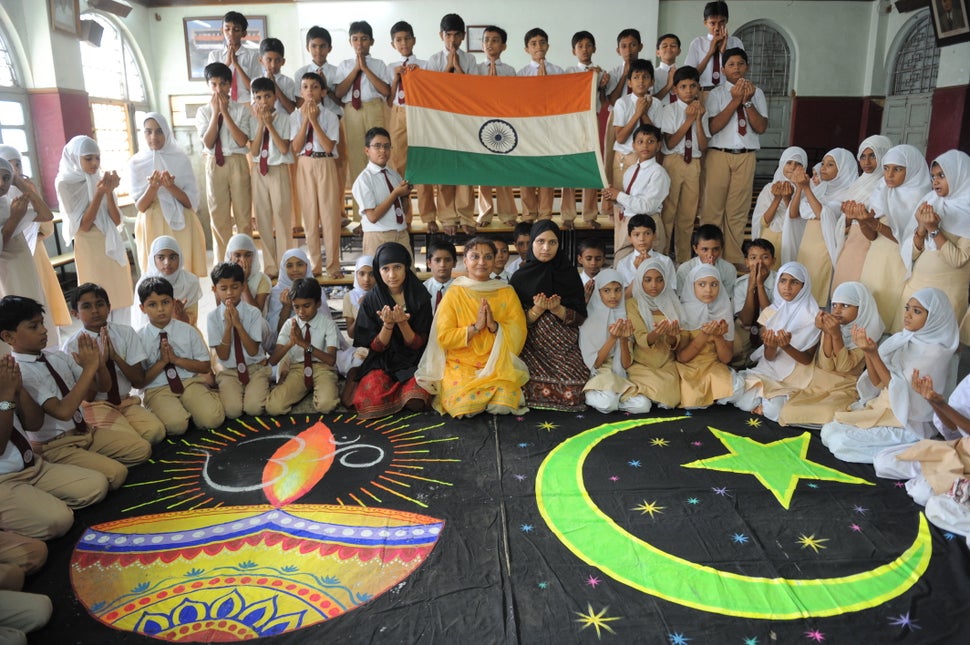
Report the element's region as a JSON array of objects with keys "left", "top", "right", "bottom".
[{"left": 417, "top": 237, "right": 528, "bottom": 418}]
